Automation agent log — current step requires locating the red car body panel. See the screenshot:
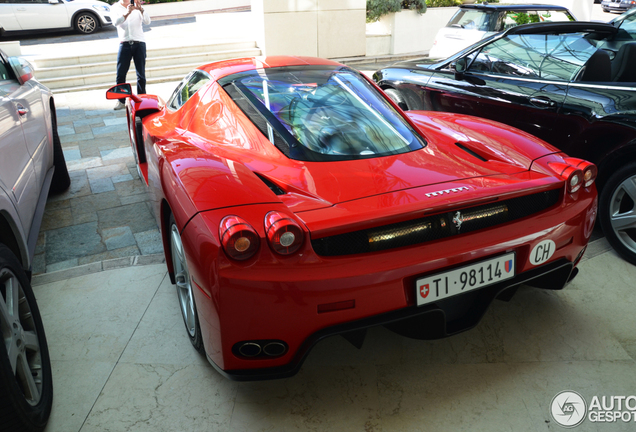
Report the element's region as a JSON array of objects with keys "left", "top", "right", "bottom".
[{"left": 111, "top": 56, "right": 598, "bottom": 380}]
